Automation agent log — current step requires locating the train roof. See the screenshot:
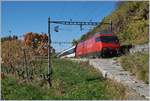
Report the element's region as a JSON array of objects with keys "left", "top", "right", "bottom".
[{"left": 79, "top": 32, "right": 116, "bottom": 44}]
